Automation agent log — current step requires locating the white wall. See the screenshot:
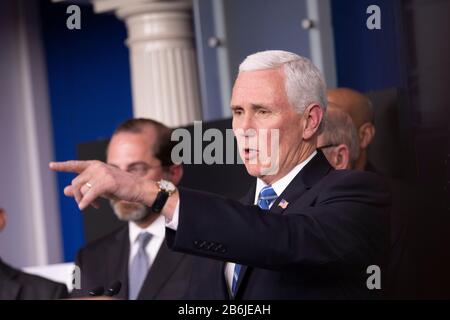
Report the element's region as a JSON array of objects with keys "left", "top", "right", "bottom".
[{"left": 0, "top": 0, "right": 63, "bottom": 268}]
